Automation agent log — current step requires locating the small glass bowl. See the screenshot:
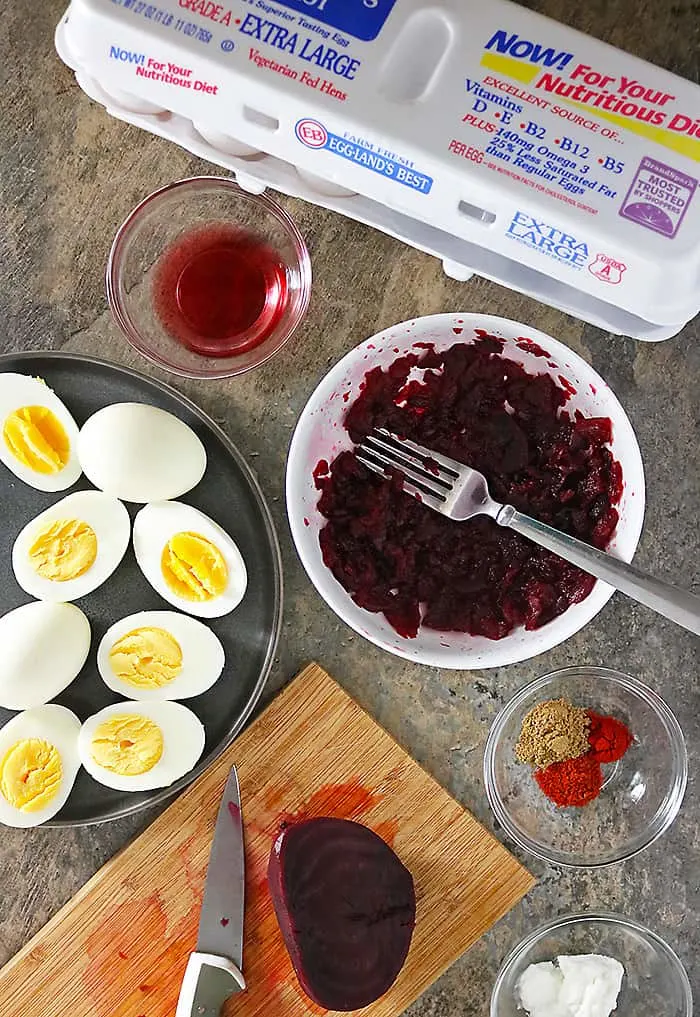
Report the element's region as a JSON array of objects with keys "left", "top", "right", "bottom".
[
  {"left": 491, "top": 913, "right": 692, "bottom": 1017},
  {"left": 483, "top": 667, "right": 687, "bottom": 867},
  {"left": 106, "top": 176, "right": 312, "bottom": 379}
]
